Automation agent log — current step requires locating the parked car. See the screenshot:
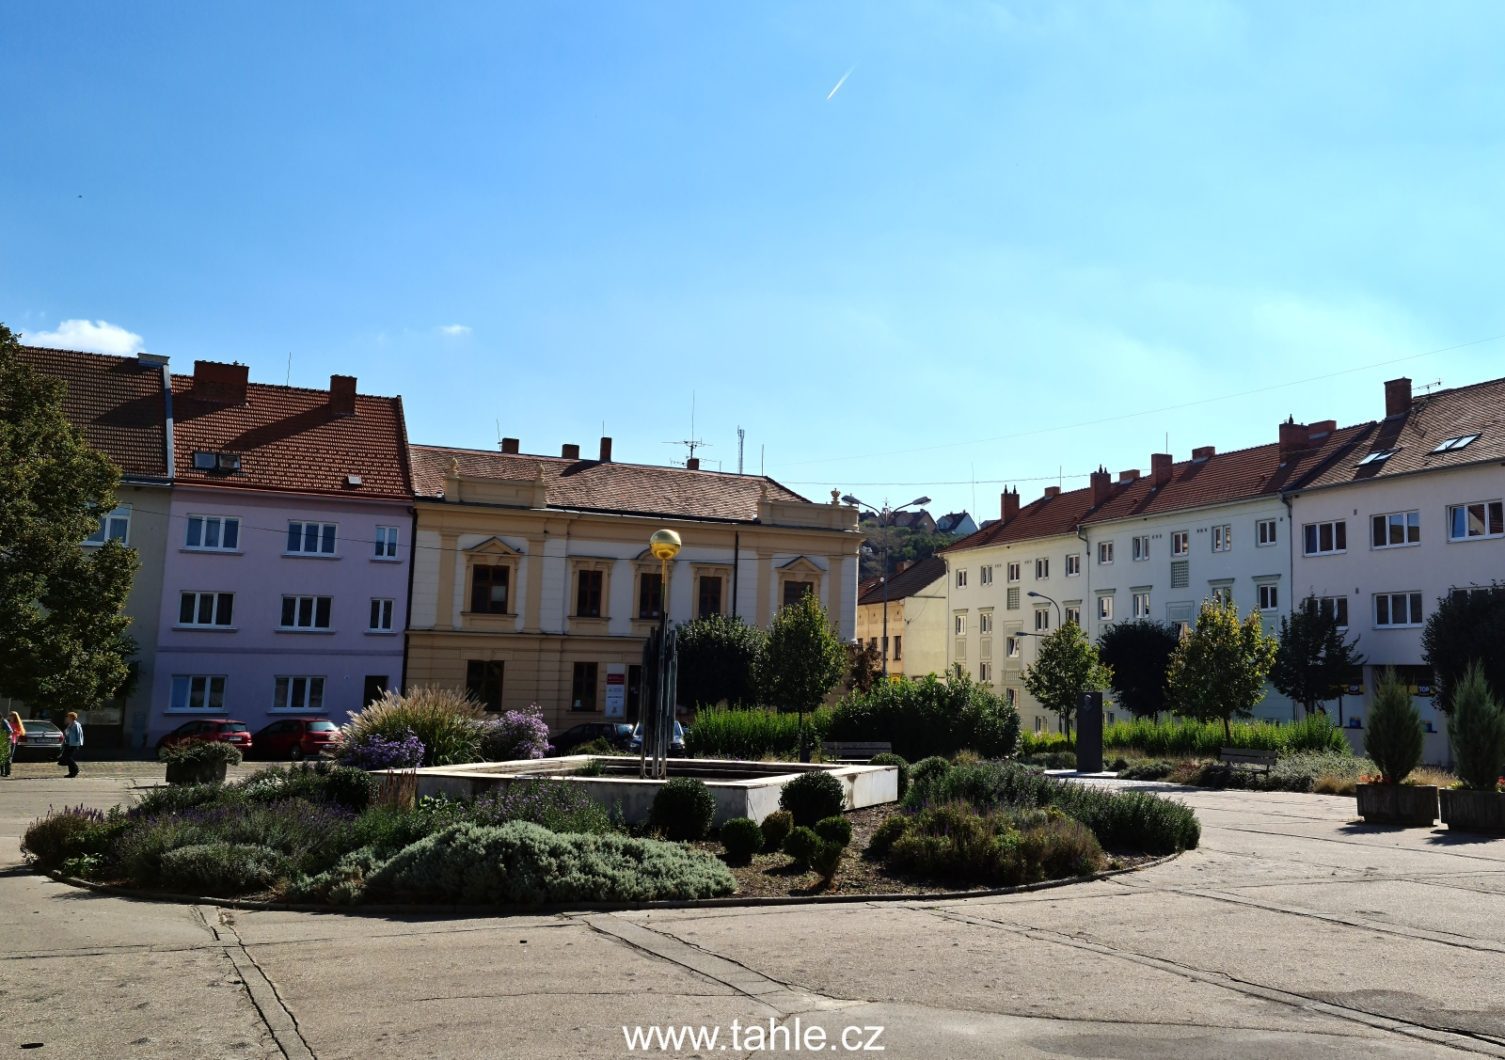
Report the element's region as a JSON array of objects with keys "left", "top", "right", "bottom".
[
  {"left": 12, "top": 719, "right": 64, "bottom": 760},
  {"left": 627, "top": 720, "right": 687, "bottom": 757},
  {"left": 549, "top": 722, "right": 633, "bottom": 755},
  {"left": 251, "top": 717, "right": 341, "bottom": 760},
  {"left": 155, "top": 719, "right": 253, "bottom": 754}
]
